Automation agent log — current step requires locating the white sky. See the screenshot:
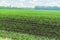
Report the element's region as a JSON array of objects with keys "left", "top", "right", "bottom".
[{"left": 0, "top": 0, "right": 60, "bottom": 8}]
